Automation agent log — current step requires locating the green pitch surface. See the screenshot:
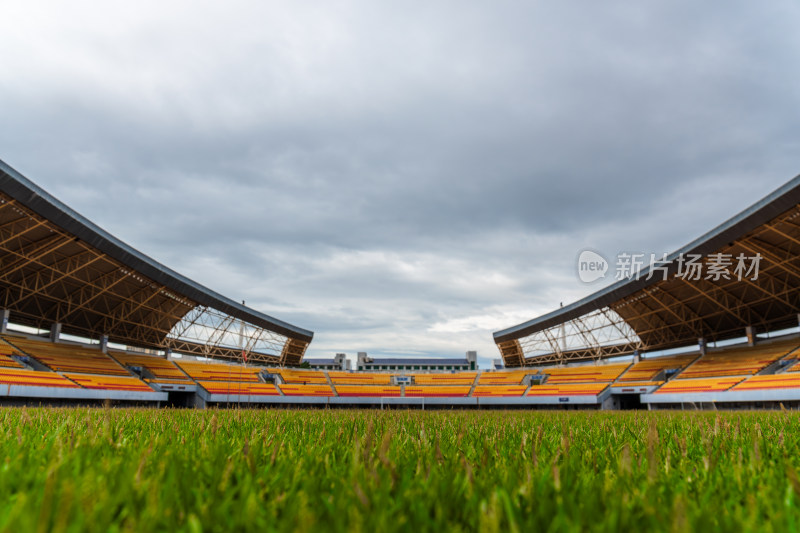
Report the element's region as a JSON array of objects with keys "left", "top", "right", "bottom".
[{"left": 1, "top": 409, "right": 800, "bottom": 532}]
